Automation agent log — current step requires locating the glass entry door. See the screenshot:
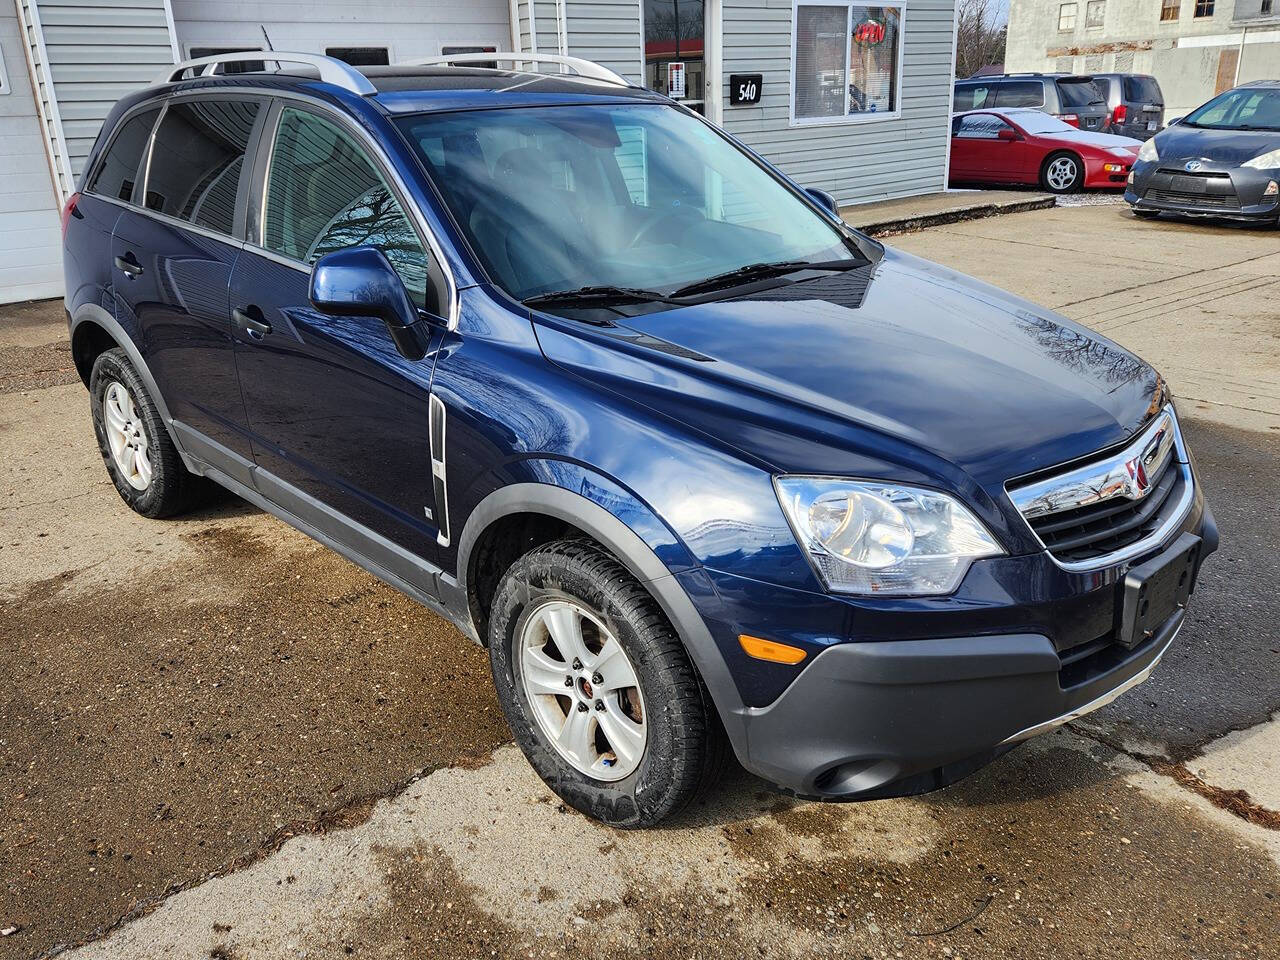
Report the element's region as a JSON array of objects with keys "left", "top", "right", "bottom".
[{"left": 644, "top": 0, "right": 706, "bottom": 114}]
